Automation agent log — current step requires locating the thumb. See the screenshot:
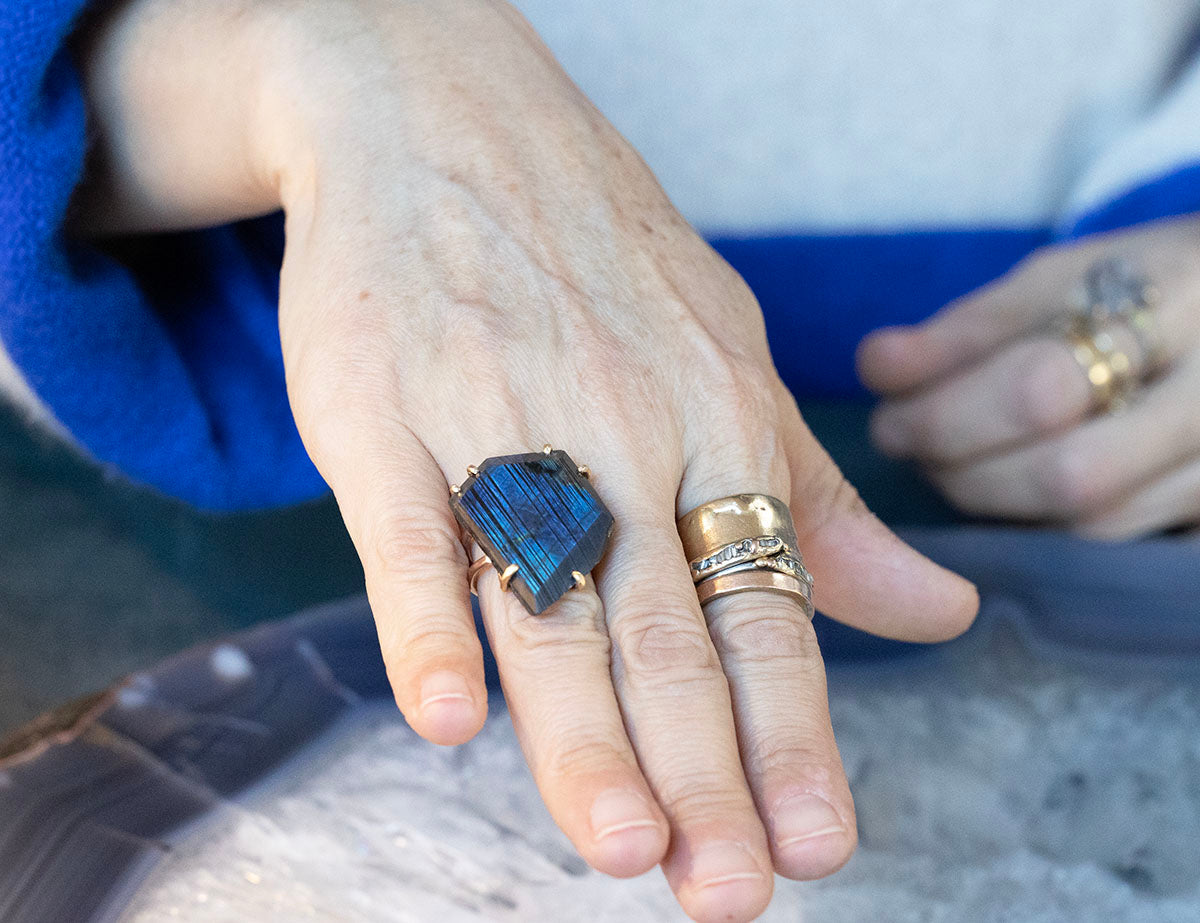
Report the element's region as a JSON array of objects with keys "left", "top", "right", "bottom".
[{"left": 783, "top": 413, "right": 979, "bottom": 643}]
